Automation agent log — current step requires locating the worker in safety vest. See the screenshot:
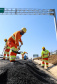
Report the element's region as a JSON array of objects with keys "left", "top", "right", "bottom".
[
  {"left": 41, "top": 47, "right": 50, "bottom": 69},
  {"left": 3, "top": 39, "right": 10, "bottom": 60},
  {"left": 7, "top": 28, "right": 27, "bottom": 62},
  {"left": 21, "top": 51, "right": 28, "bottom": 59}
]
